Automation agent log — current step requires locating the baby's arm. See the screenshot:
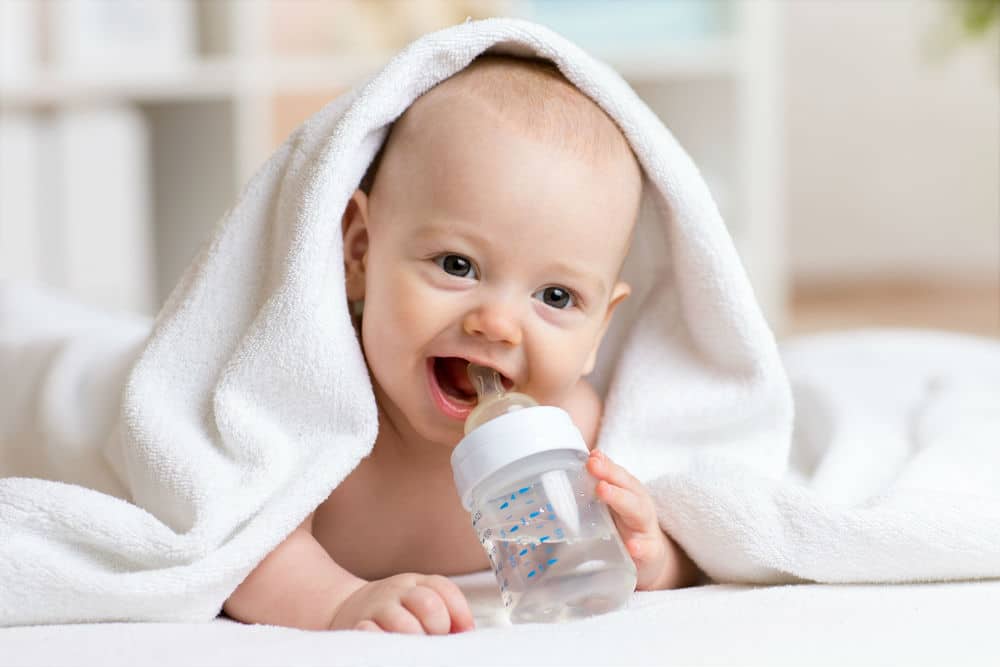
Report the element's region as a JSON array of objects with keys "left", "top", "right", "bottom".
[
  {"left": 223, "top": 512, "right": 367, "bottom": 630},
  {"left": 223, "top": 512, "right": 476, "bottom": 633}
]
